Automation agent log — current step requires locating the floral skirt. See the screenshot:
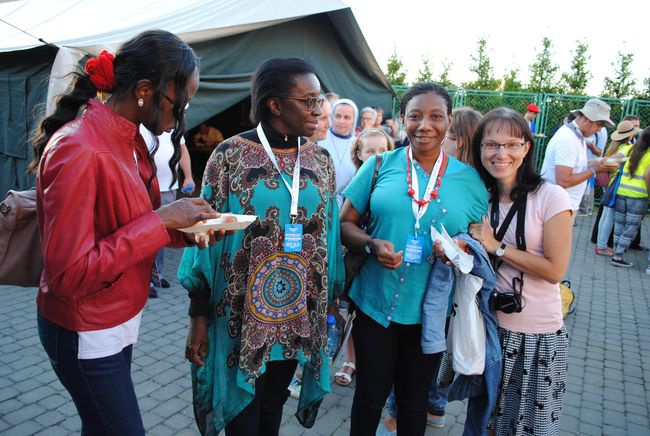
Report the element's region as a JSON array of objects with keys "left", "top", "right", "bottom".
[{"left": 489, "top": 325, "right": 569, "bottom": 436}]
